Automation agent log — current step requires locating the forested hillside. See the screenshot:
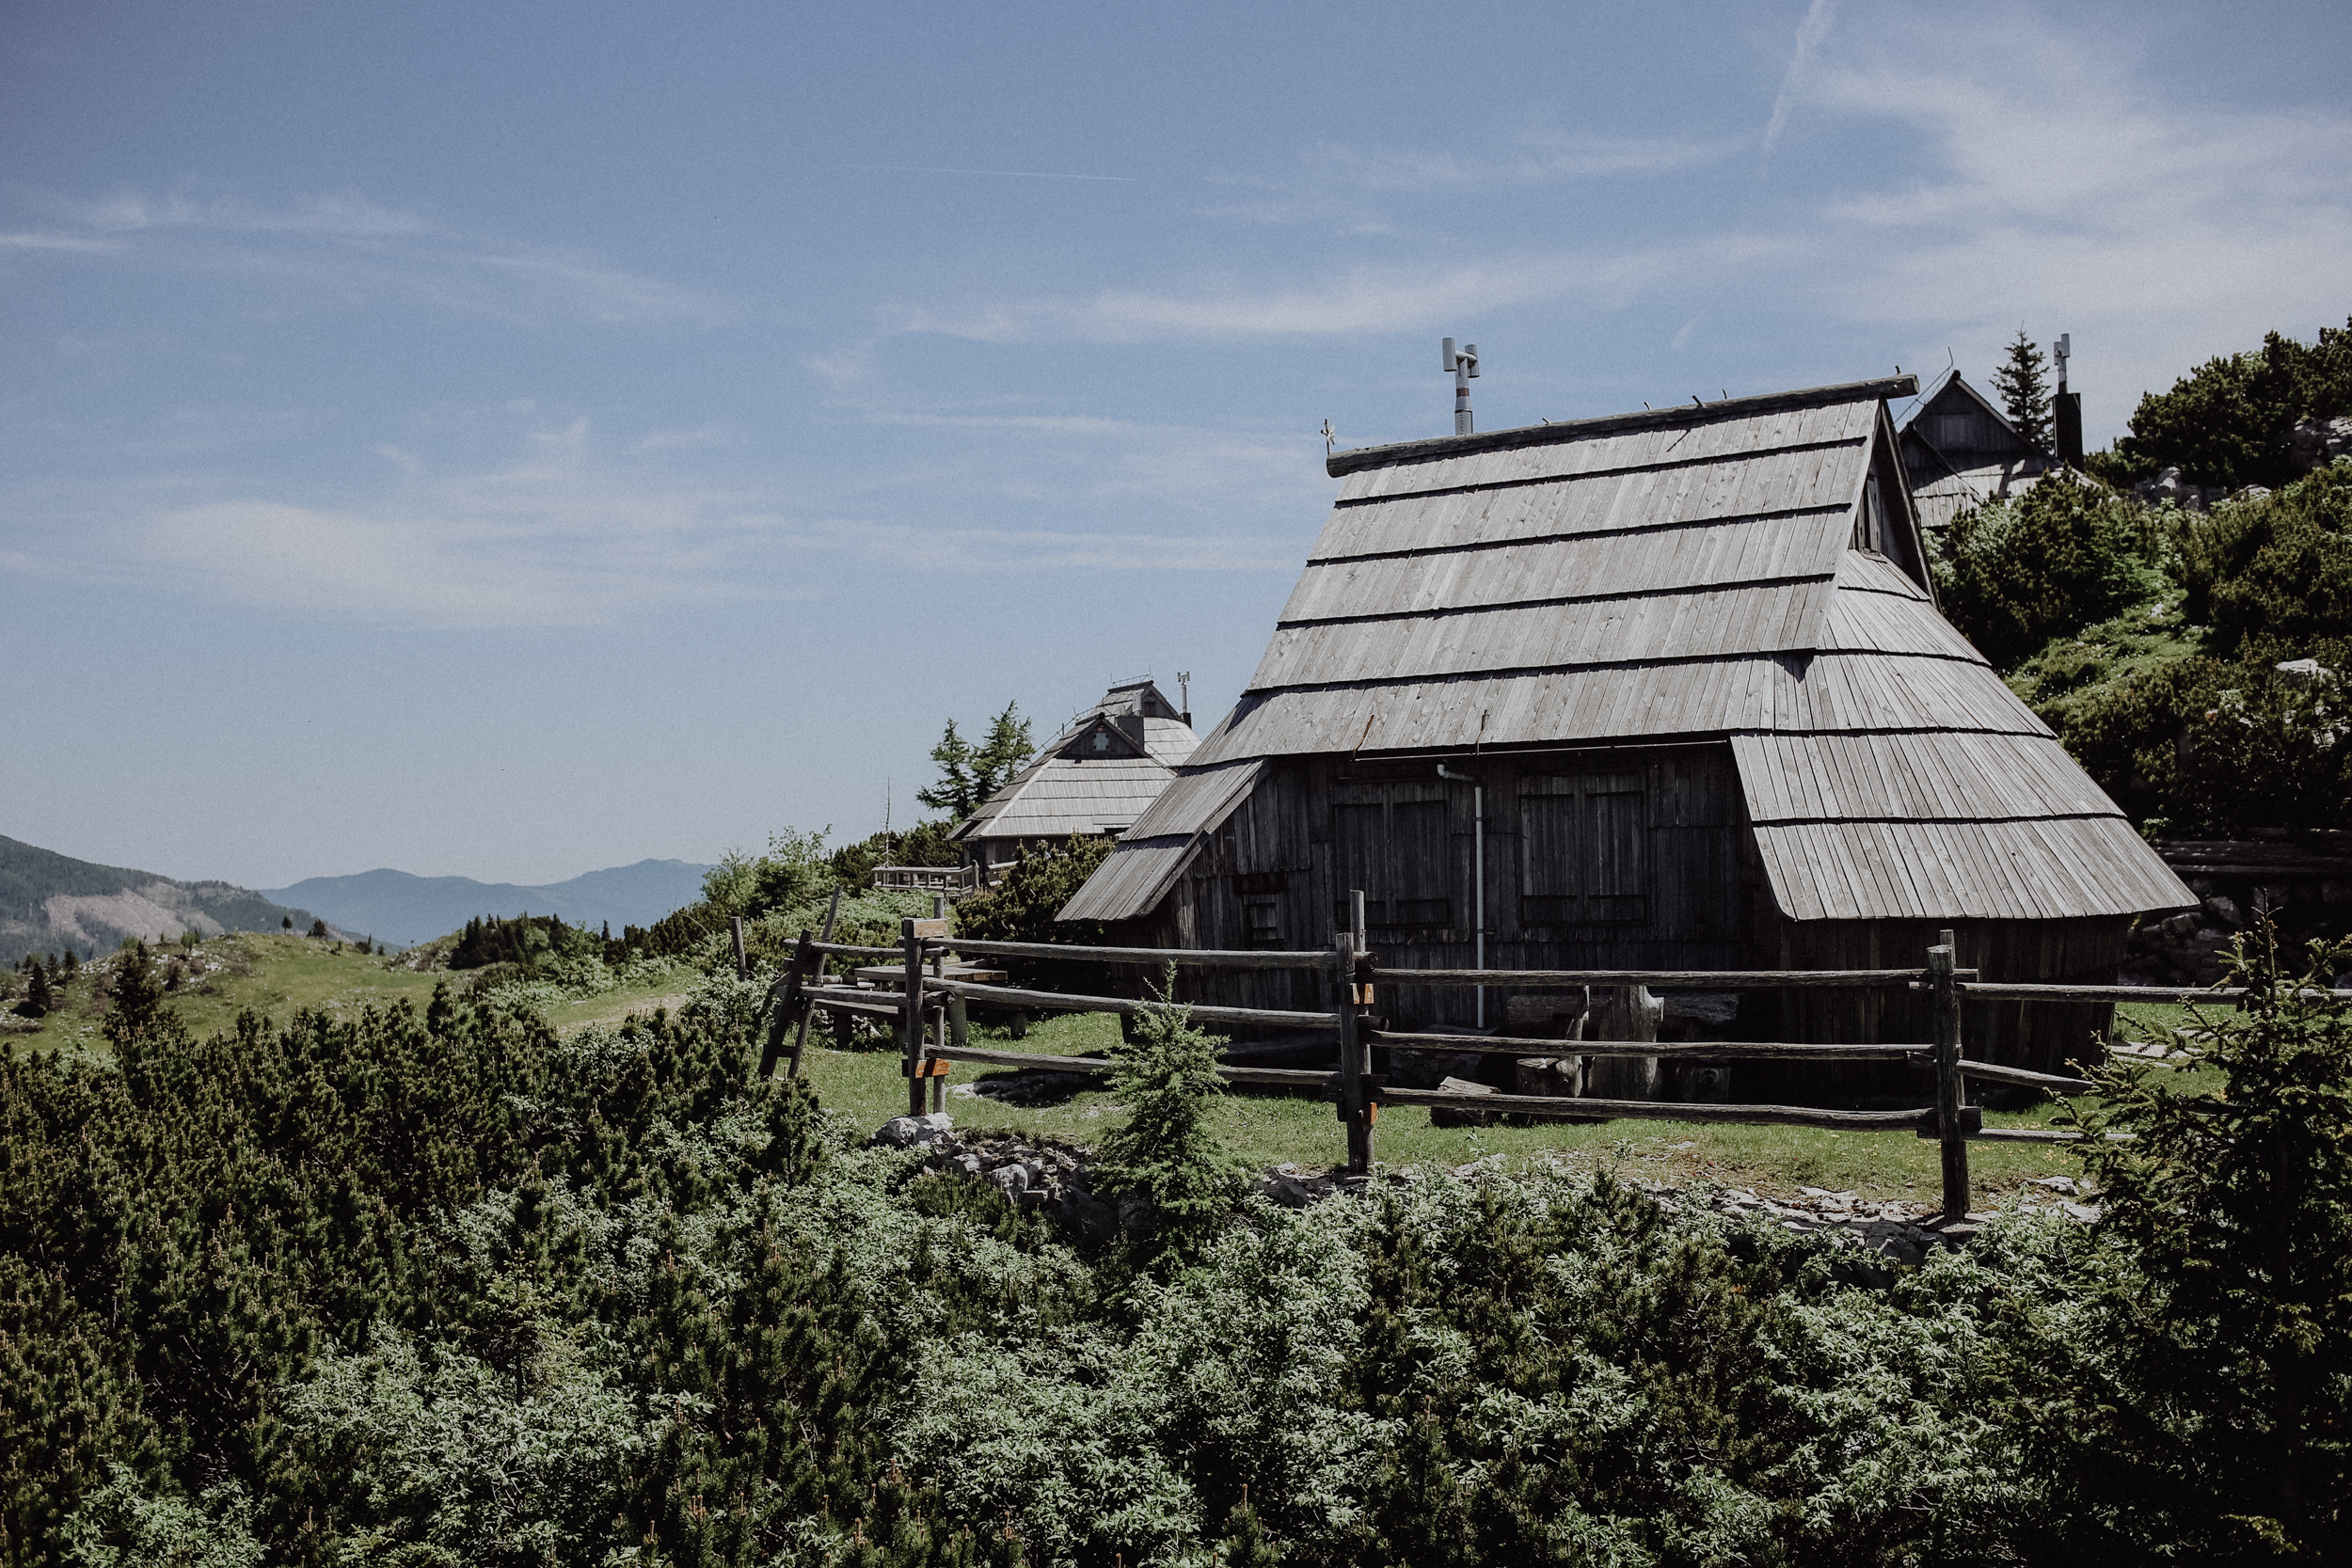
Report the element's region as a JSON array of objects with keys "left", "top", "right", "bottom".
[{"left": 0, "top": 835, "right": 321, "bottom": 969}]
